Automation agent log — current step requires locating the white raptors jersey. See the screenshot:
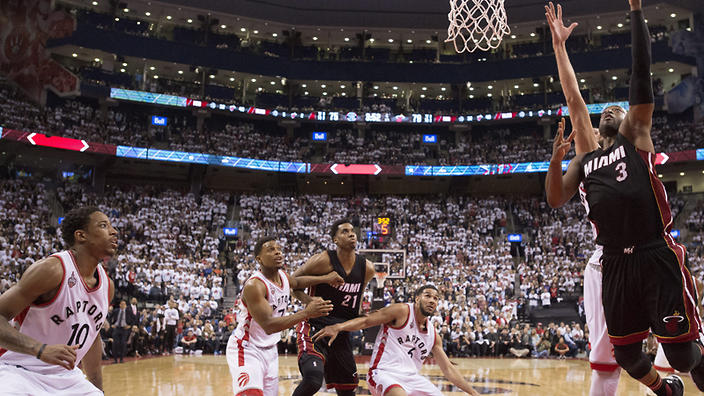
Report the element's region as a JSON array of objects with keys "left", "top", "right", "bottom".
[
  {"left": 0, "top": 250, "right": 110, "bottom": 375},
  {"left": 369, "top": 303, "right": 436, "bottom": 376},
  {"left": 233, "top": 270, "right": 291, "bottom": 348}
]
